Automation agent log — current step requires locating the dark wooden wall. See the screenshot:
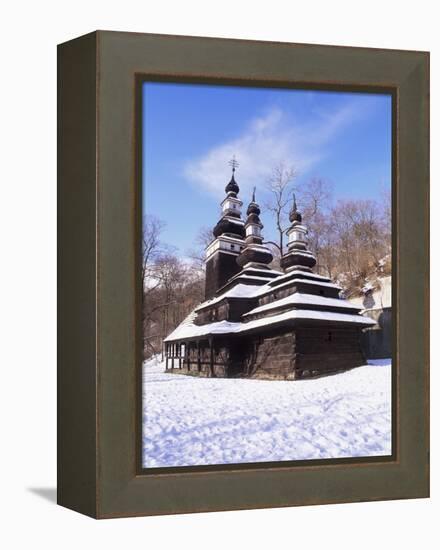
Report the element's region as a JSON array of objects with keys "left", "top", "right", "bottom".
[
  {"left": 295, "top": 327, "right": 365, "bottom": 378},
  {"left": 166, "top": 325, "right": 366, "bottom": 381},
  {"left": 205, "top": 251, "right": 241, "bottom": 299},
  {"left": 247, "top": 332, "right": 296, "bottom": 380}
]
